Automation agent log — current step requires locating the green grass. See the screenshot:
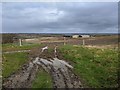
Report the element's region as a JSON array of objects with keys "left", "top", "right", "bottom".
[
  {"left": 59, "top": 45, "right": 118, "bottom": 88},
  {"left": 2, "top": 43, "right": 41, "bottom": 52},
  {"left": 2, "top": 52, "right": 28, "bottom": 78},
  {"left": 32, "top": 69, "right": 52, "bottom": 88},
  {"left": 2, "top": 43, "right": 53, "bottom": 88}
]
